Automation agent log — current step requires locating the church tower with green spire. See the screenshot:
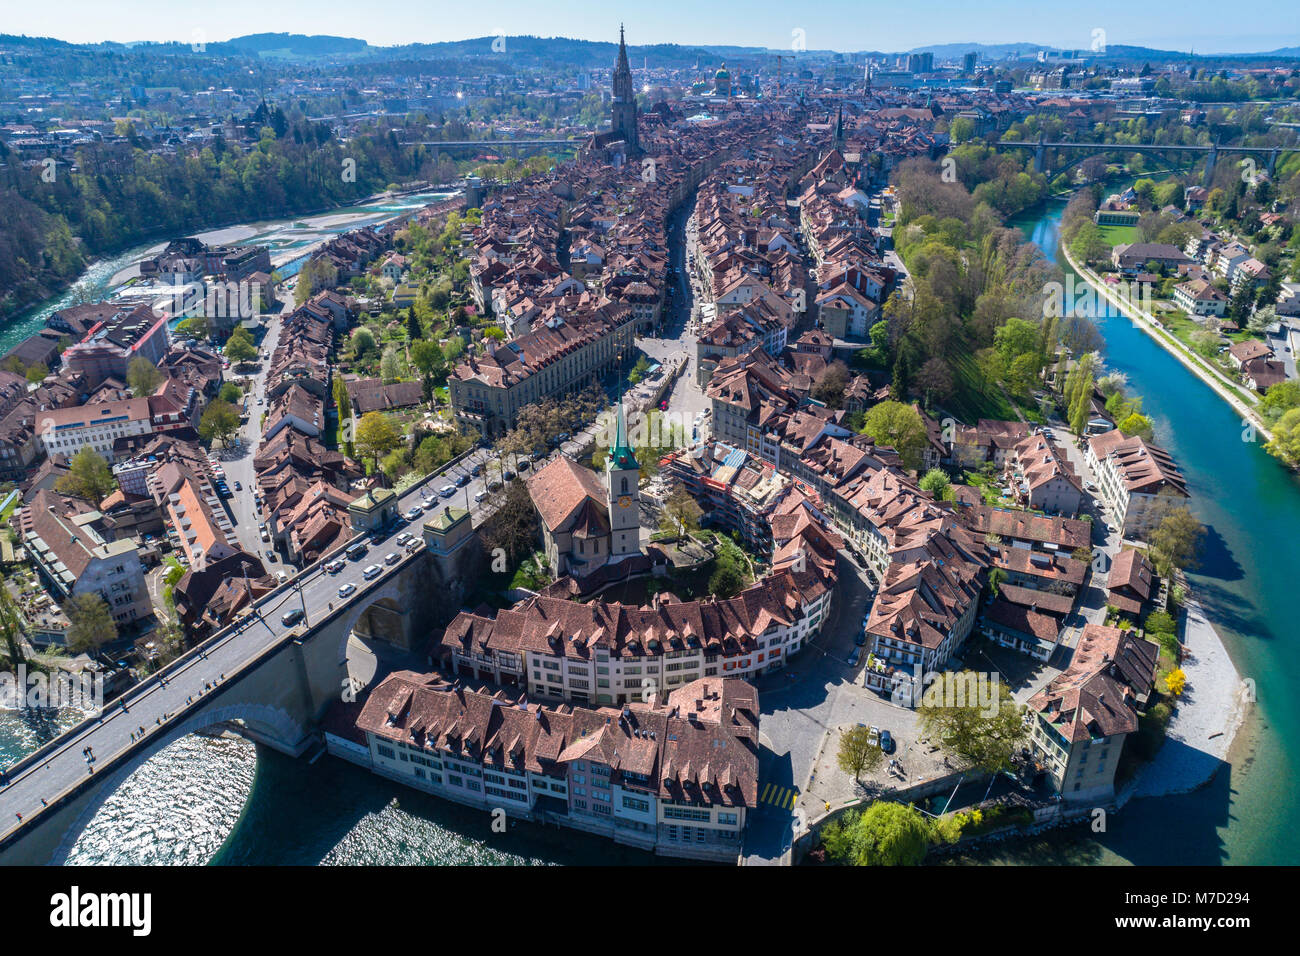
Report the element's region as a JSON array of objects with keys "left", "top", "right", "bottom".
[{"left": 606, "top": 398, "right": 642, "bottom": 559}]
